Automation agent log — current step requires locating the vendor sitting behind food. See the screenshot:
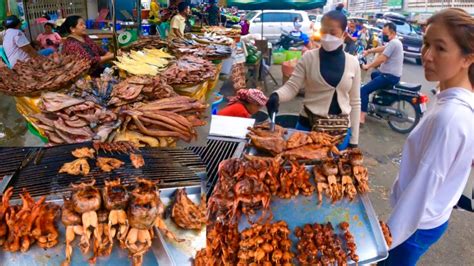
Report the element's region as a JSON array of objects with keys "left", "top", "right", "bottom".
[
  {"left": 218, "top": 89, "right": 268, "bottom": 118},
  {"left": 2, "top": 15, "right": 40, "bottom": 67},
  {"left": 36, "top": 23, "right": 62, "bottom": 52},
  {"left": 59, "top": 15, "right": 114, "bottom": 77},
  {"left": 168, "top": 2, "right": 191, "bottom": 39}
]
